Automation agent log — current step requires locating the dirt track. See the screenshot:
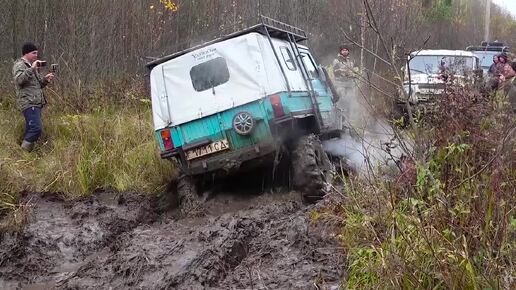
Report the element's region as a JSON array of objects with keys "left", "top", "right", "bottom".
[{"left": 0, "top": 186, "right": 345, "bottom": 289}]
